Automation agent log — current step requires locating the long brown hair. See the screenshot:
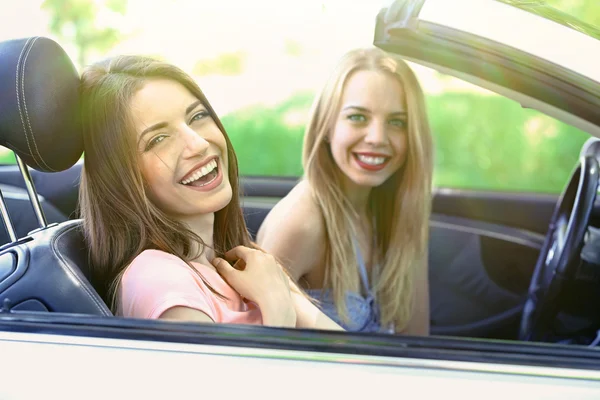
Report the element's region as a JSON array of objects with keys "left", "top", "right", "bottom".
[
  {"left": 78, "top": 55, "right": 252, "bottom": 310},
  {"left": 303, "top": 48, "right": 433, "bottom": 331}
]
